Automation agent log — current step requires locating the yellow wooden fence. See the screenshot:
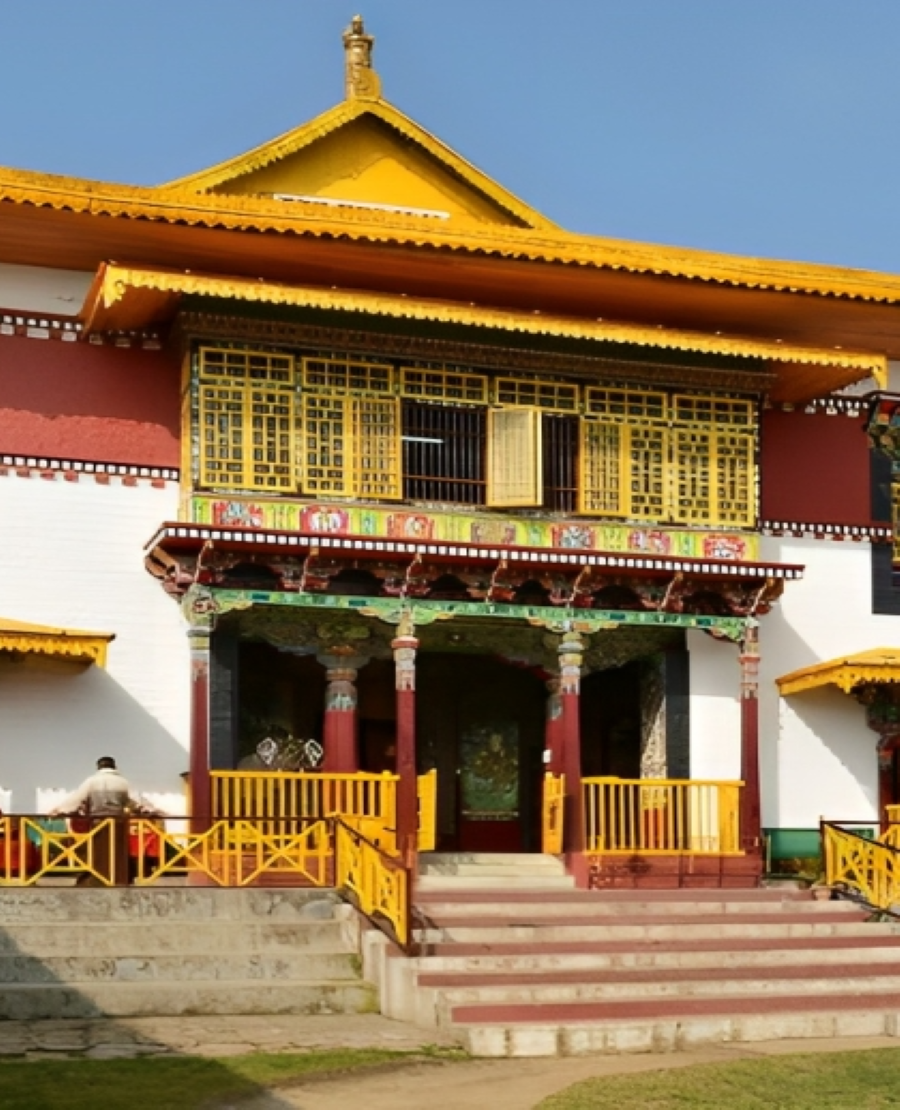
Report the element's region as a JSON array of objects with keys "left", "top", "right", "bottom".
[
  {"left": 210, "top": 770, "right": 437, "bottom": 853},
  {"left": 823, "top": 820, "right": 900, "bottom": 911},
  {"left": 583, "top": 777, "right": 743, "bottom": 854}
]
